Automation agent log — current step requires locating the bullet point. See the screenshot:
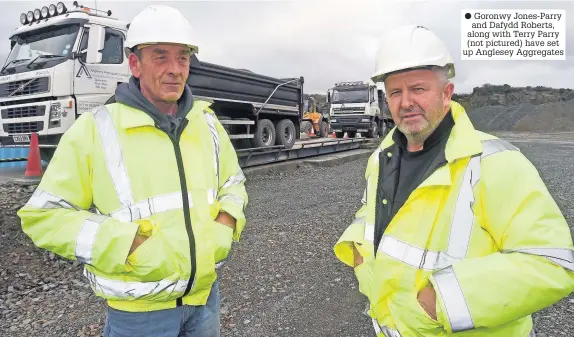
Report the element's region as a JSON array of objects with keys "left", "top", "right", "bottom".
[{"left": 465, "top": 13, "right": 471, "bottom": 19}]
